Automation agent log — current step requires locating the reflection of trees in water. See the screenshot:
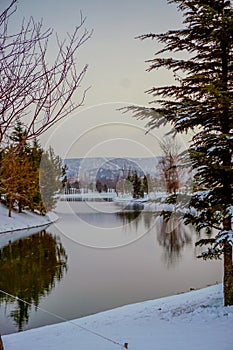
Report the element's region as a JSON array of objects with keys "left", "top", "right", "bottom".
[
  {"left": 0, "top": 230, "right": 67, "bottom": 331},
  {"left": 116, "top": 209, "right": 141, "bottom": 225},
  {"left": 143, "top": 212, "right": 154, "bottom": 229},
  {"left": 116, "top": 209, "right": 154, "bottom": 235},
  {"left": 156, "top": 217, "right": 192, "bottom": 267}
]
